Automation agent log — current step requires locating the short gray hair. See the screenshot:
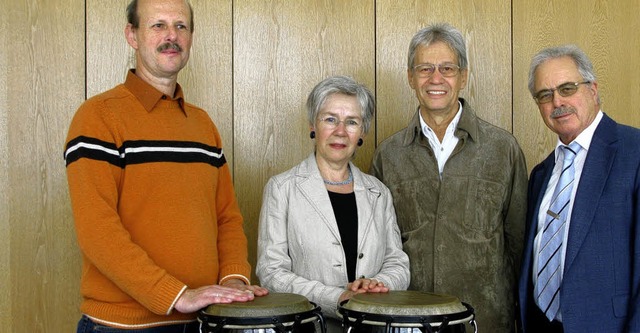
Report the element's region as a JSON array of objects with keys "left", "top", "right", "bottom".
[
  {"left": 528, "top": 44, "right": 598, "bottom": 97},
  {"left": 408, "top": 23, "right": 468, "bottom": 70},
  {"left": 306, "top": 76, "right": 375, "bottom": 134}
]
